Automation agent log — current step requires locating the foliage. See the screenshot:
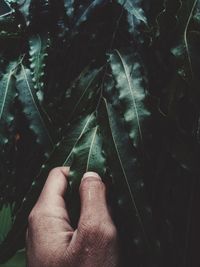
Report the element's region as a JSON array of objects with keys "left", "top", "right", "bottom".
[
  {"left": 0, "top": 250, "right": 25, "bottom": 267},
  {"left": 0, "top": 0, "right": 200, "bottom": 266}
]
